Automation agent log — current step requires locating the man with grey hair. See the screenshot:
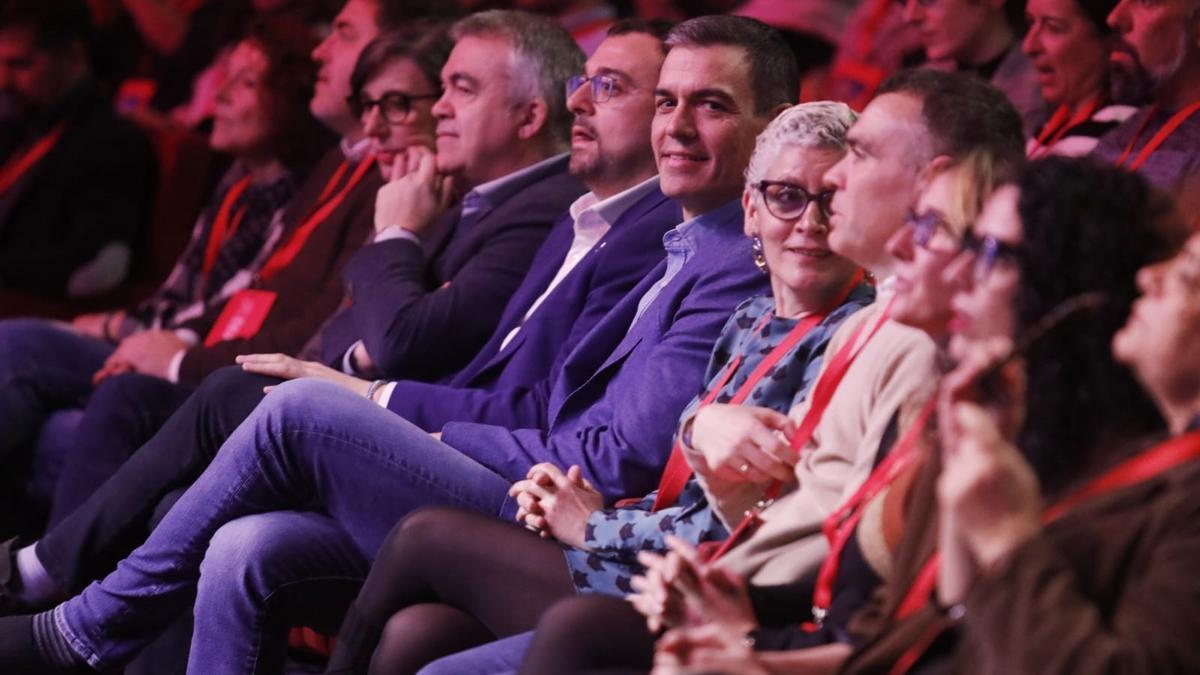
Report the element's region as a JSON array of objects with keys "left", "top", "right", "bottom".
[
  {"left": 330, "top": 8, "right": 588, "bottom": 384},
  {"left": 1090, "top": 0, "right": 1200, "bottom": 194}
]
